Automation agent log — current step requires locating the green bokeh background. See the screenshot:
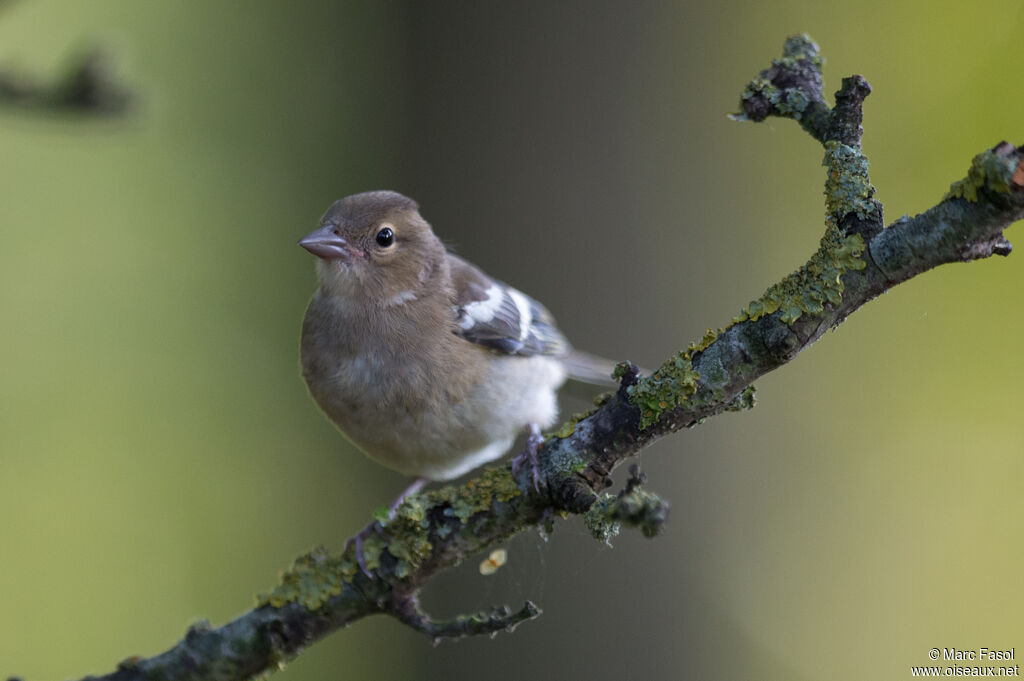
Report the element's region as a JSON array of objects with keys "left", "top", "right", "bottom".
[{"left": 1, "top": 2, "right": 1021, "bottom": 680}]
